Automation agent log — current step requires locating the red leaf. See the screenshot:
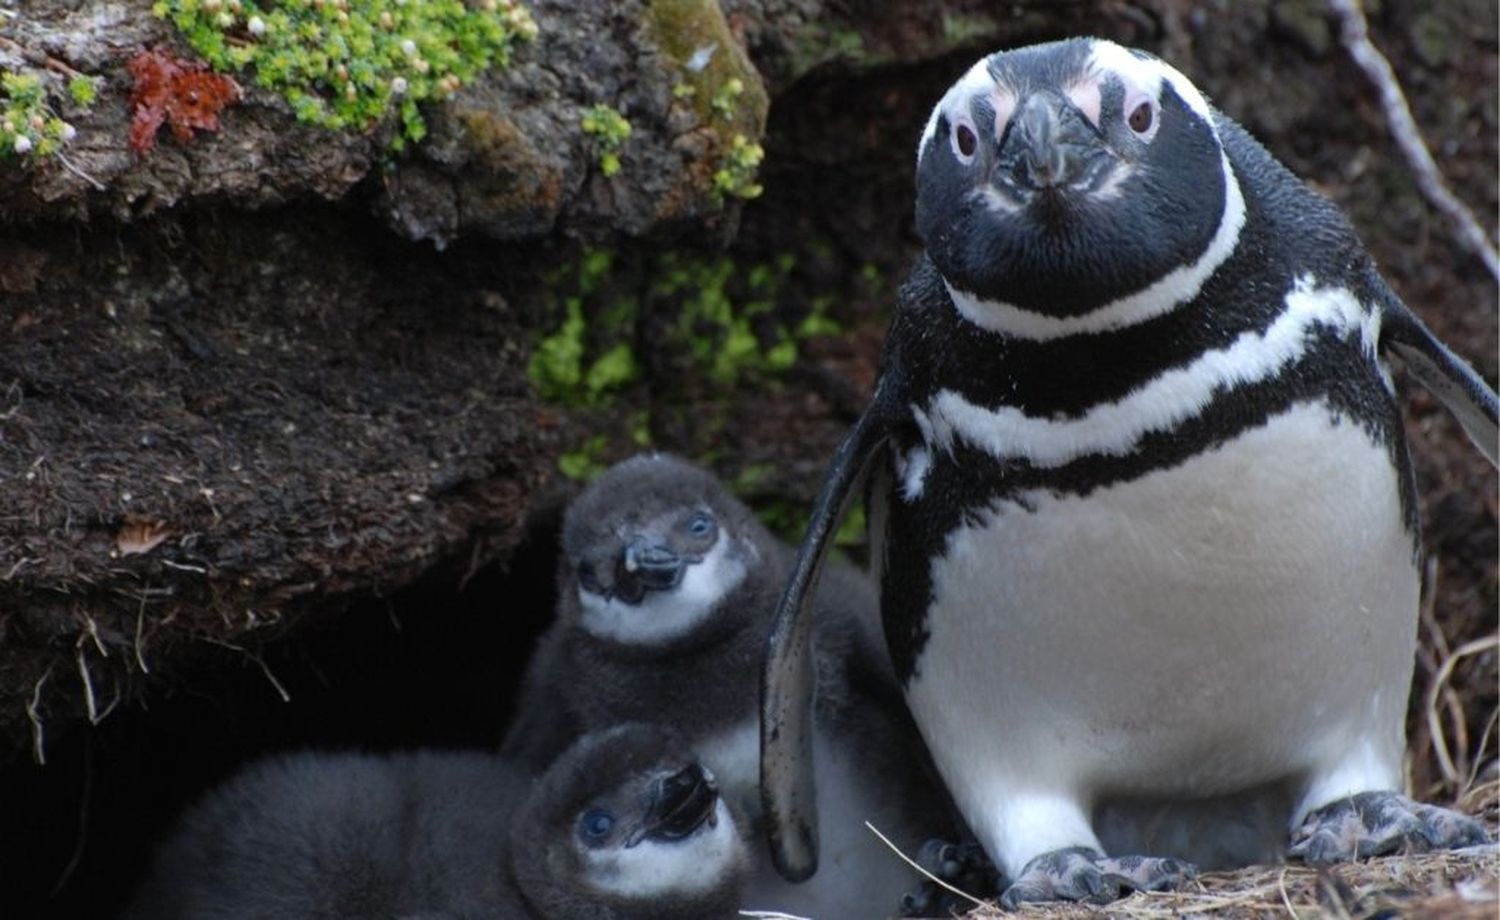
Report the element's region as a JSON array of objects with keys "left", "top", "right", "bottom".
[{"left": 128, "top": 48, "right": 241, "bottom": 154}]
